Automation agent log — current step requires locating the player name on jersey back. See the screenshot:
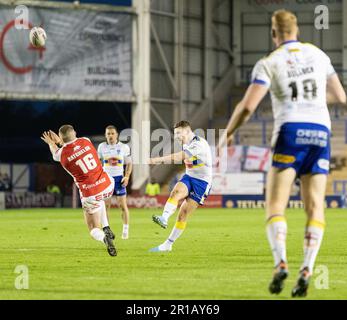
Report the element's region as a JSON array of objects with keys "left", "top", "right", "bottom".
[
  {"left": 287, "top": 66, "right": 314, "bottom": 78},
  {"left": 54, "top": 137, "right": 112, "bottom": 197},
  {"left": 251, "top": 41, "right": 334, "bottom": 146},
  {"left": 67, "top": 145, "right": 91, "bottom": 162}
]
